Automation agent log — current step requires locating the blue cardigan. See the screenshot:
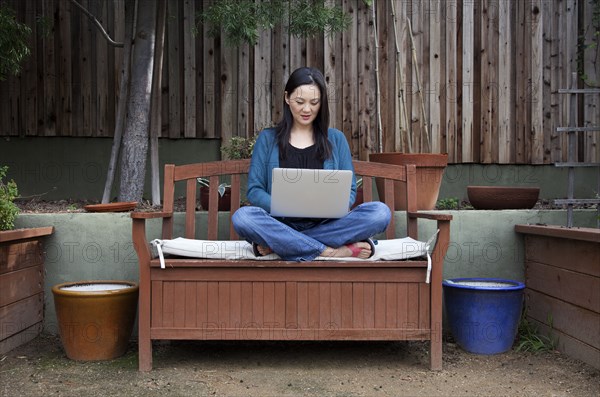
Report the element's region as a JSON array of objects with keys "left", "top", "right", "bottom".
[{"left": 247, "top": 128, "right": 357, "bottom": 212}]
